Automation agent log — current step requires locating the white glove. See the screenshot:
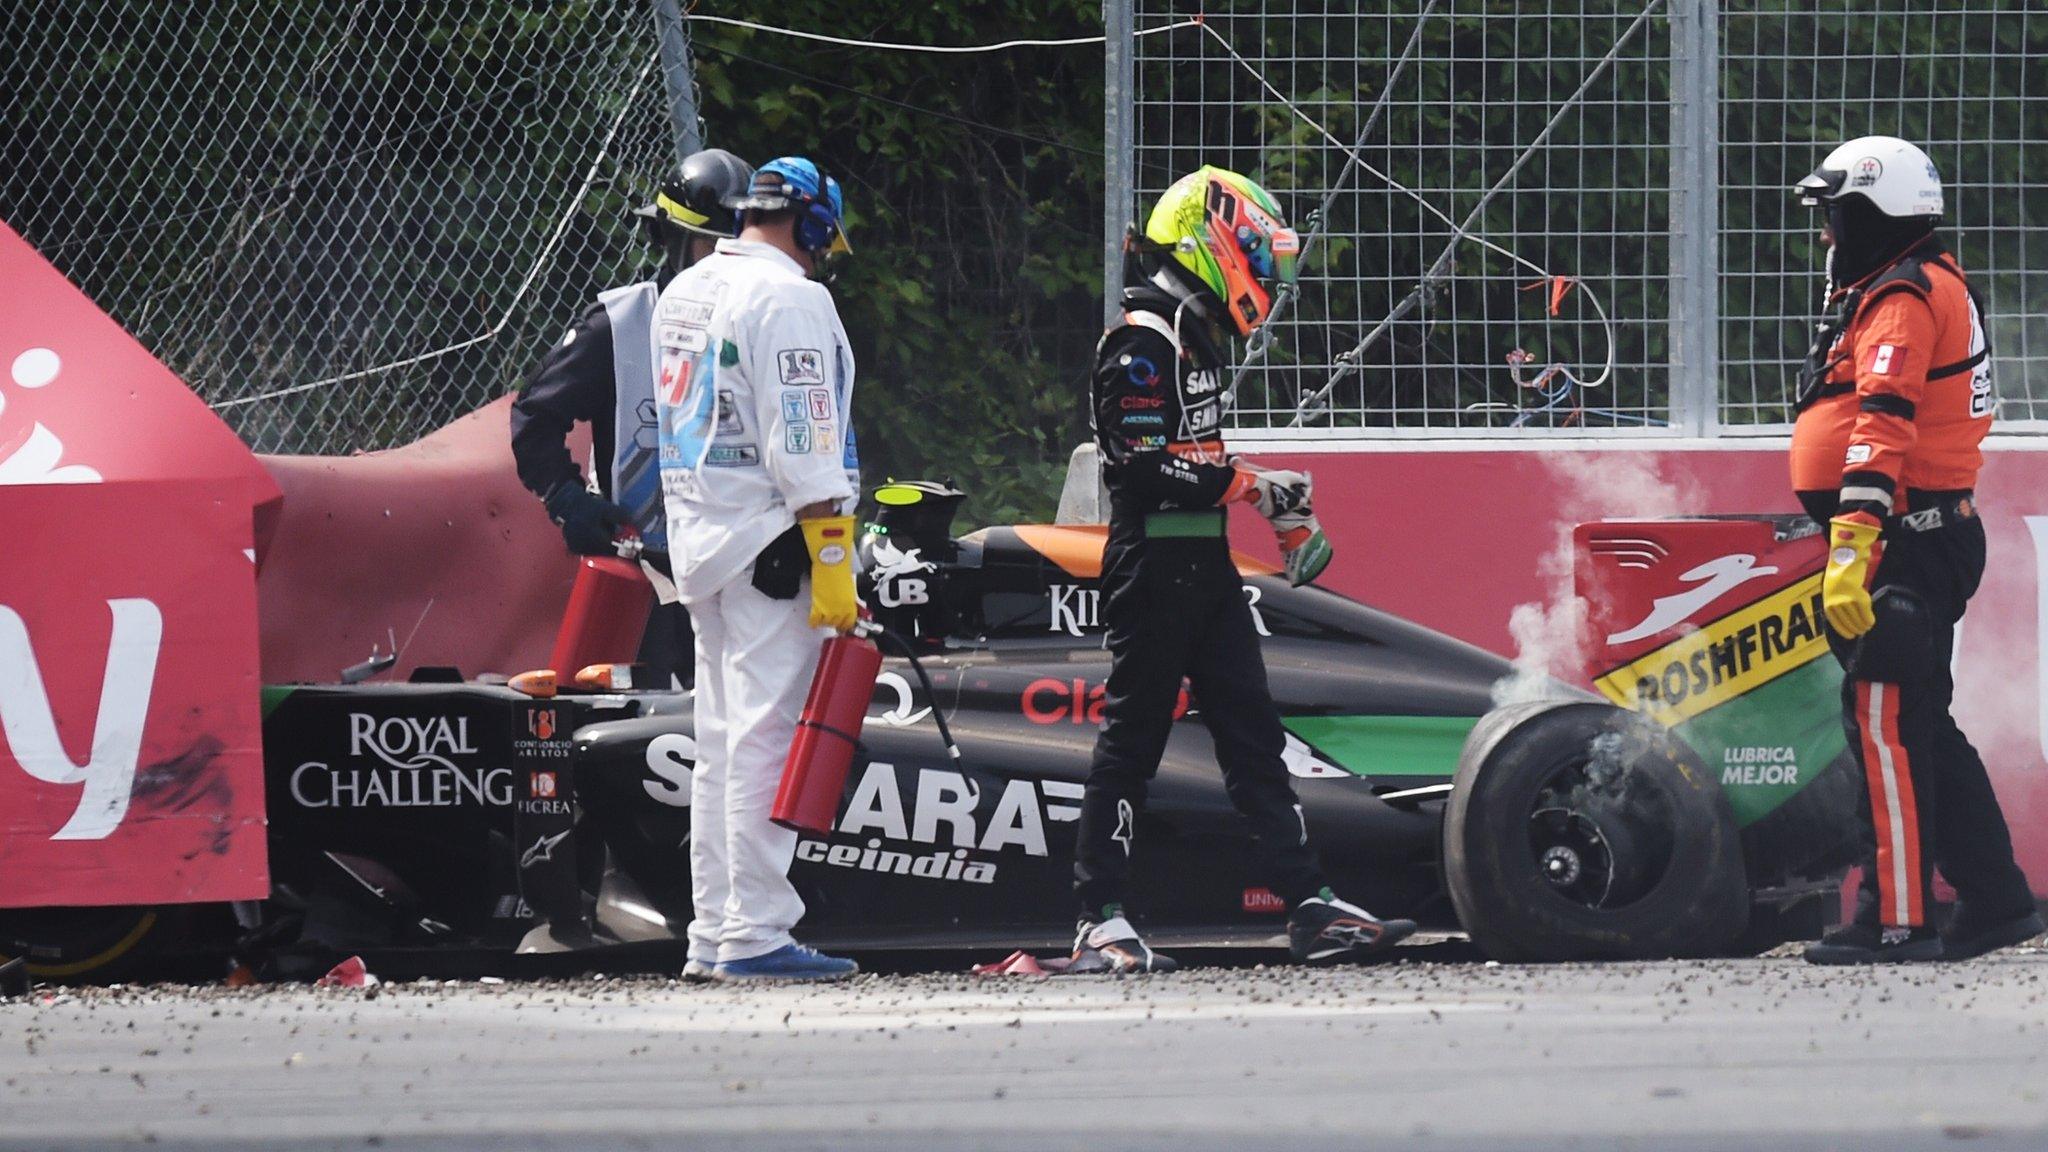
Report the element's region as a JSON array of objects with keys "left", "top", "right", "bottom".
[
  {"left": 1226, "top": 462, "right": 1333, "bottom": 586},
  {"left": 1230, "top": 463, "right": 1314, "bottom": 523}
]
